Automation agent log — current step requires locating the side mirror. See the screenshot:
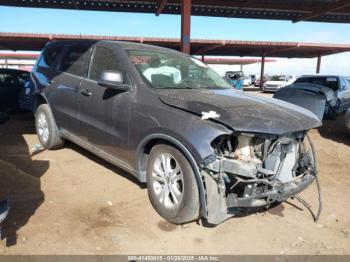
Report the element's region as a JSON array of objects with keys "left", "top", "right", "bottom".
[{"left": 98, "top": 70, "right": 130, "bottom": 91}]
